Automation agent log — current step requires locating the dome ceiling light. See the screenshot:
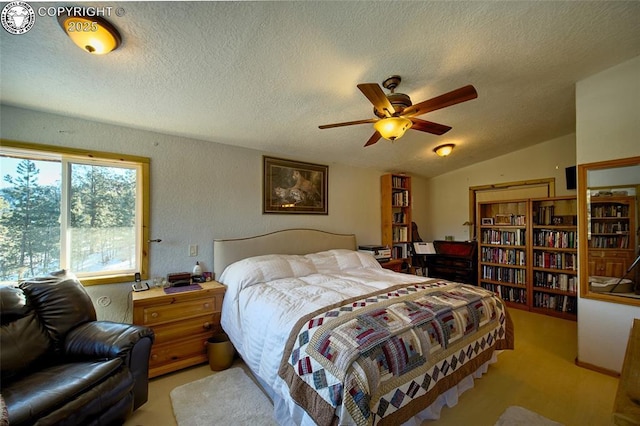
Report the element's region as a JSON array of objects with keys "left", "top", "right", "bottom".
[
  {"left": 58, "top": 13, "right": 121, "bottom": 55},
  {"left": 434, "top": 143, "right": 455, "bottom": 157}
]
